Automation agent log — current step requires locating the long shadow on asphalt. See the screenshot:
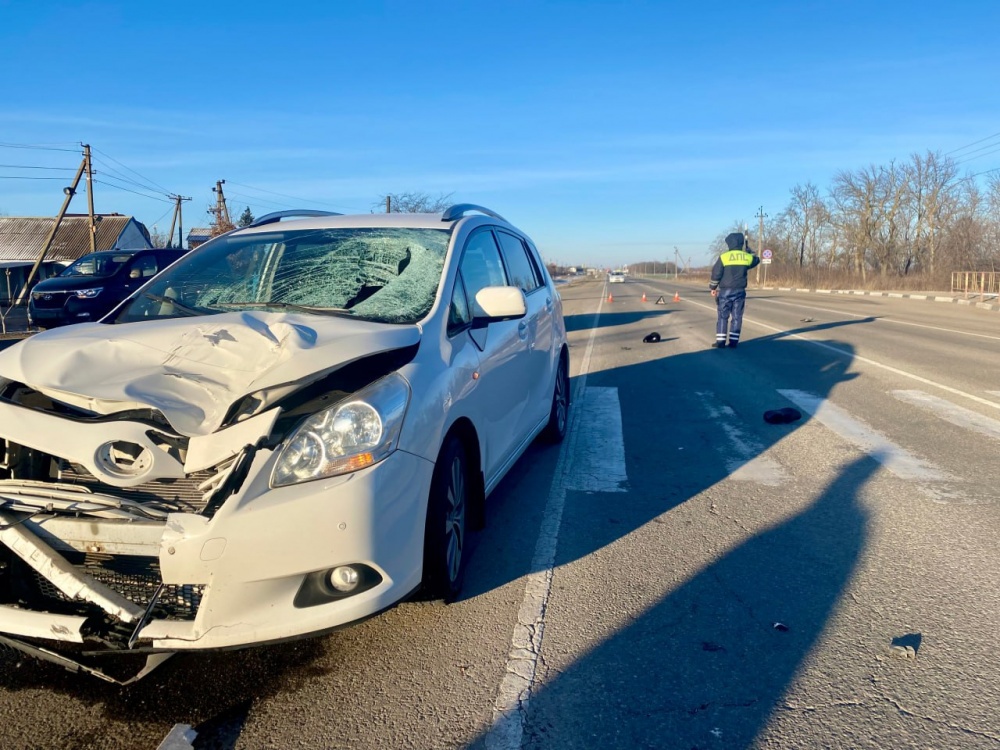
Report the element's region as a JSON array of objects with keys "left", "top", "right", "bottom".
[
  {"left": 464, "top": 316, "right": 874, "bottom": 748},
  {"left": 473, "top": 456, "right": 872, "bottom": 748},
  {"left": 564, "top": 309, "right": 673, "bottom": 332}
]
